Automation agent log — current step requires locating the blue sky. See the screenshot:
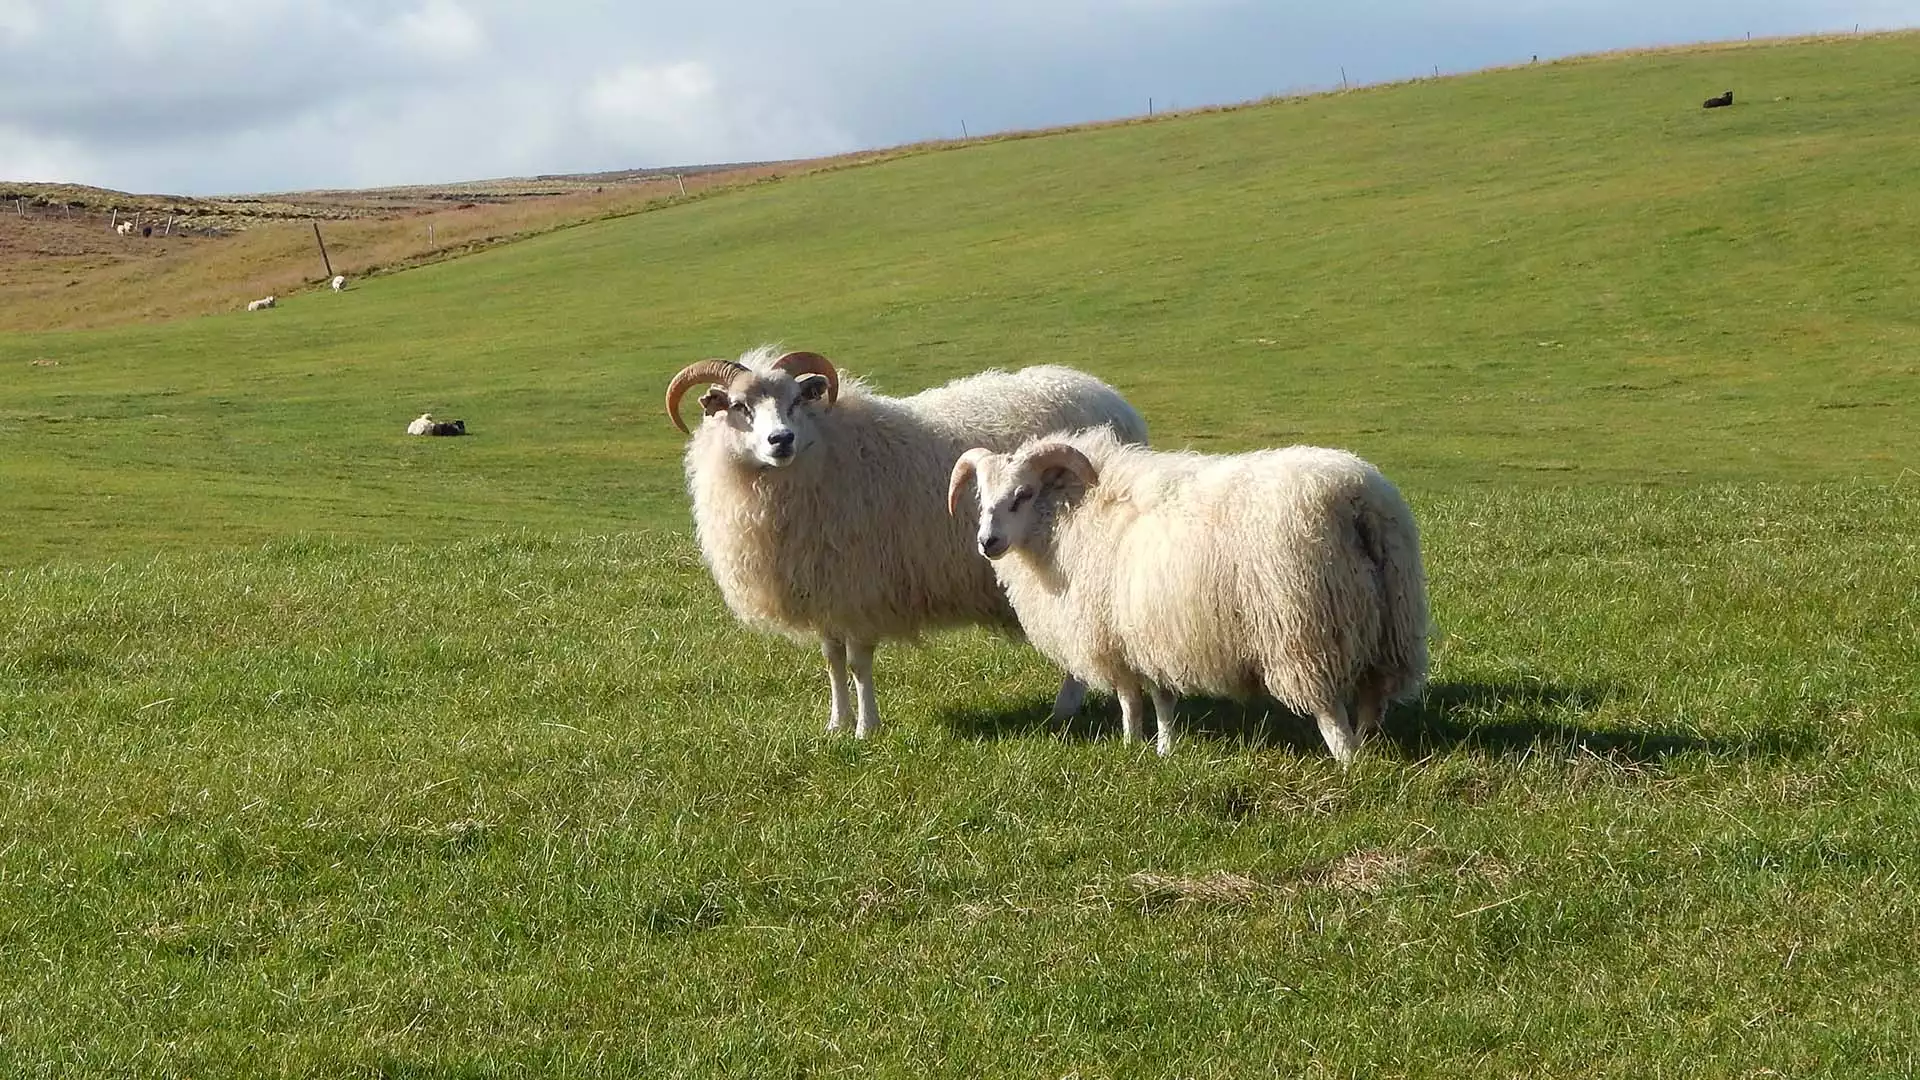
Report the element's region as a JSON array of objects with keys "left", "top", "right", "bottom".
[{"left": 0, "top": 0, "right": 1913, "bottom": 194}]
